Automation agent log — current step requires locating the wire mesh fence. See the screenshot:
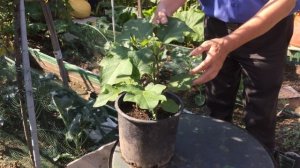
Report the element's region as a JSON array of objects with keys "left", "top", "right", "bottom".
[{"left": 0, "top": 57, "right": 117, "bottom": 167}]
